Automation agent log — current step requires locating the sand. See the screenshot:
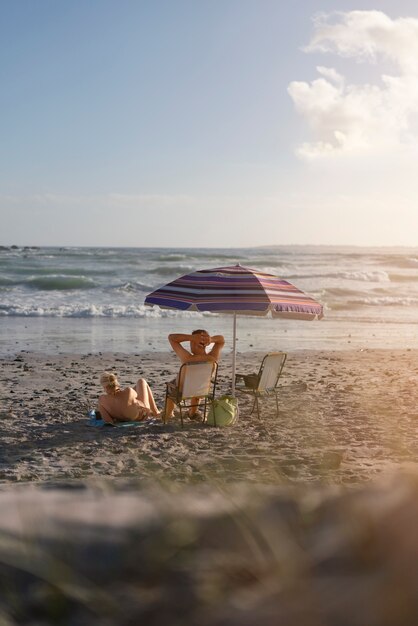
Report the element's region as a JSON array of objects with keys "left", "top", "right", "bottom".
[
  {"left": 1, "top": 348, "right": 418, "bottom": 624},
  {"left": 1, "top": 349, "right": 418, "bottom": 485}
]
